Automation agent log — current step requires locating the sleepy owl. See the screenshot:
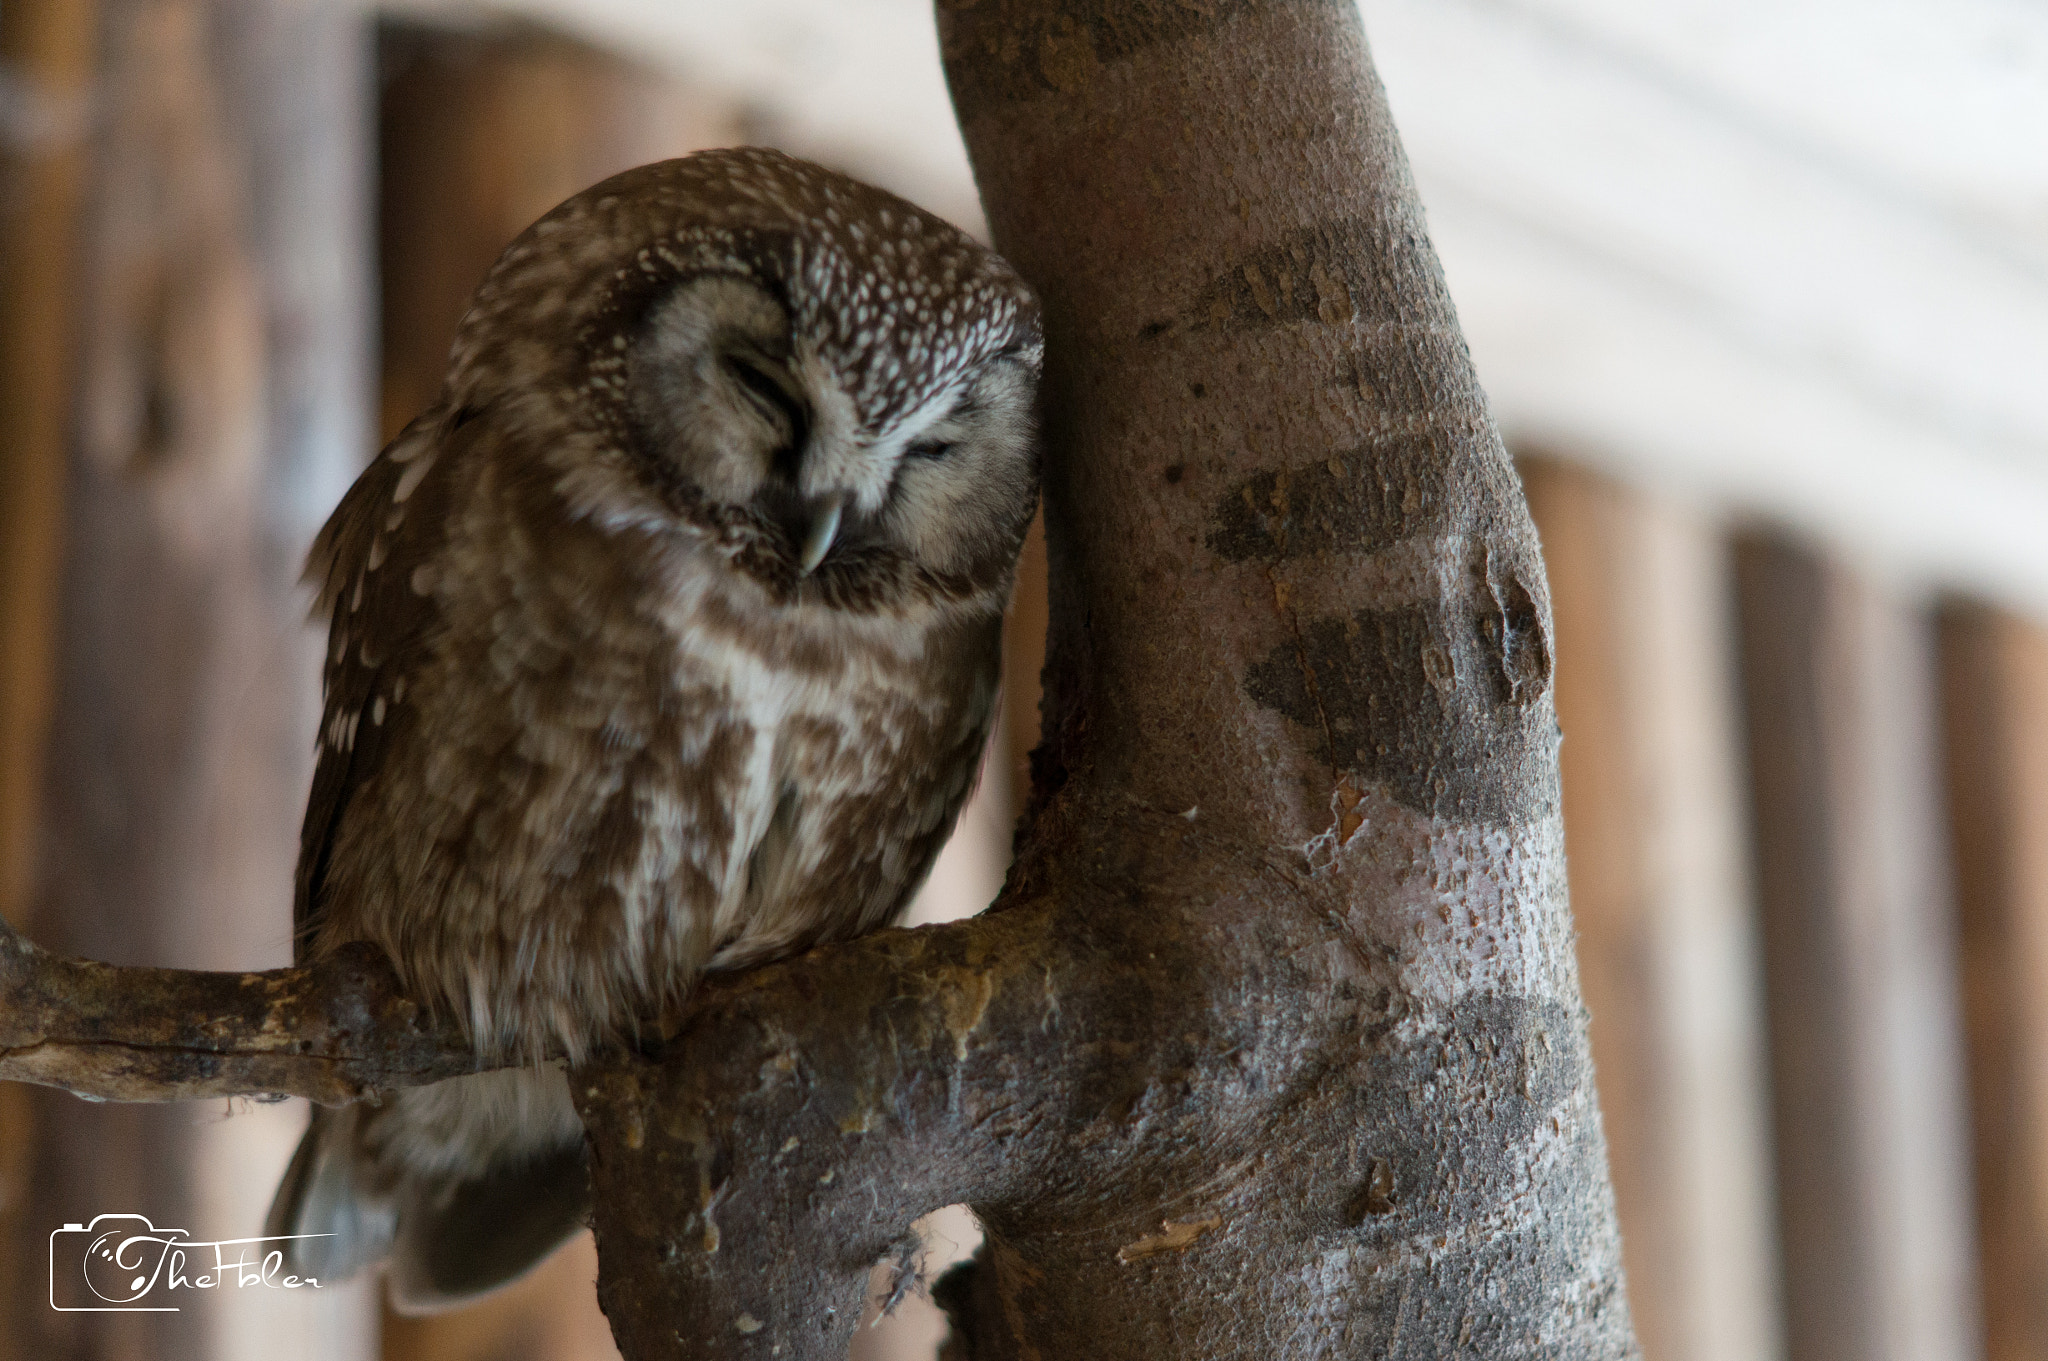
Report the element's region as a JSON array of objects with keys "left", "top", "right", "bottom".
[{"left": 264, "top": 148, "right": 1041, "bottom": 1311}]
